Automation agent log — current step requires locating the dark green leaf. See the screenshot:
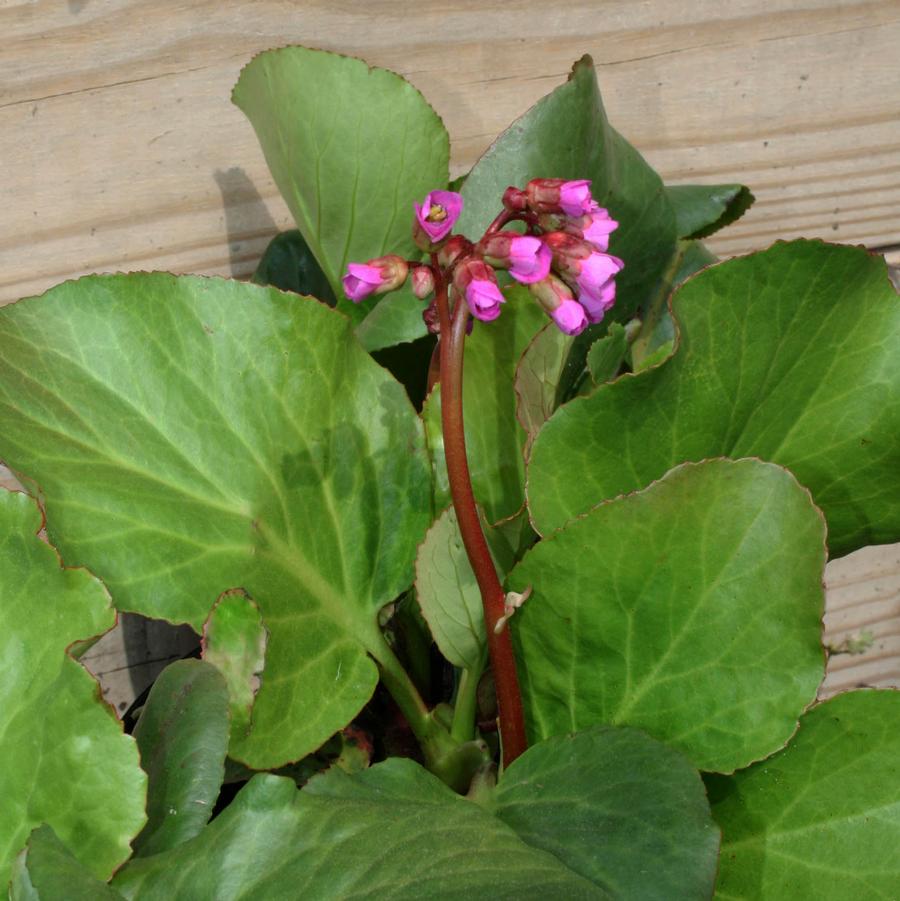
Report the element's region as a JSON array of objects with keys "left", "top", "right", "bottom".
[
  {"left": 711, "top": 690, "right": 900, "bottom": 899},
  {"left": 0, "top": 490, "right": 146, "bottom": 884},
  {"left": 586, "top": 322, "right": 628, "bottom": 385},
  {"left": 10, "top": 827, "right": 124, "bottom": 901},
  {"left": 510, "top": 459, "right": 826, "bottom": 773},
  {"left": 132, "top": 660, "right": 229, "bottom": 857},
  {"left": 233, "top": 46, "right": 450, "bottom": 328},
  {"left": 0, "top": 274, "right": 433, "bottom": 769},
  {"left": 354, "top": 283, "right": 429, "bottom": 352},
  {"left": 250, "top": 229, "right": 335, "bottom": 305},
  {"left": 666, "top": 184, "right": 754, "bottom": 240},
  {"left": 528, "top": 241, "right": 900, "bottom": 555},
  {"left": 494, "top": 726, "right": 720, "bottom": 900}
]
